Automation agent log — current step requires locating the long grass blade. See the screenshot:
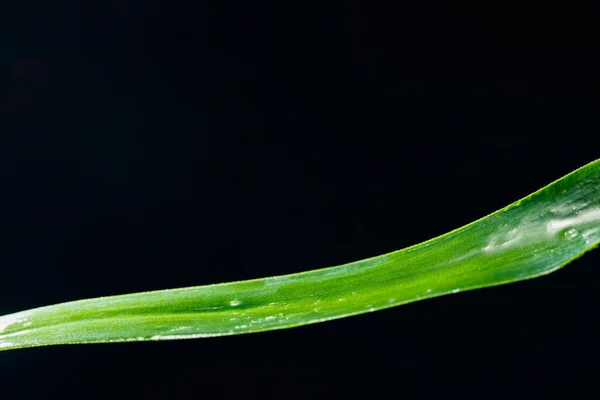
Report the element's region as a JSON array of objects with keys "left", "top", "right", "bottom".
[{"left": 2, "top": 159, "right": 600, "bottom": 351}]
